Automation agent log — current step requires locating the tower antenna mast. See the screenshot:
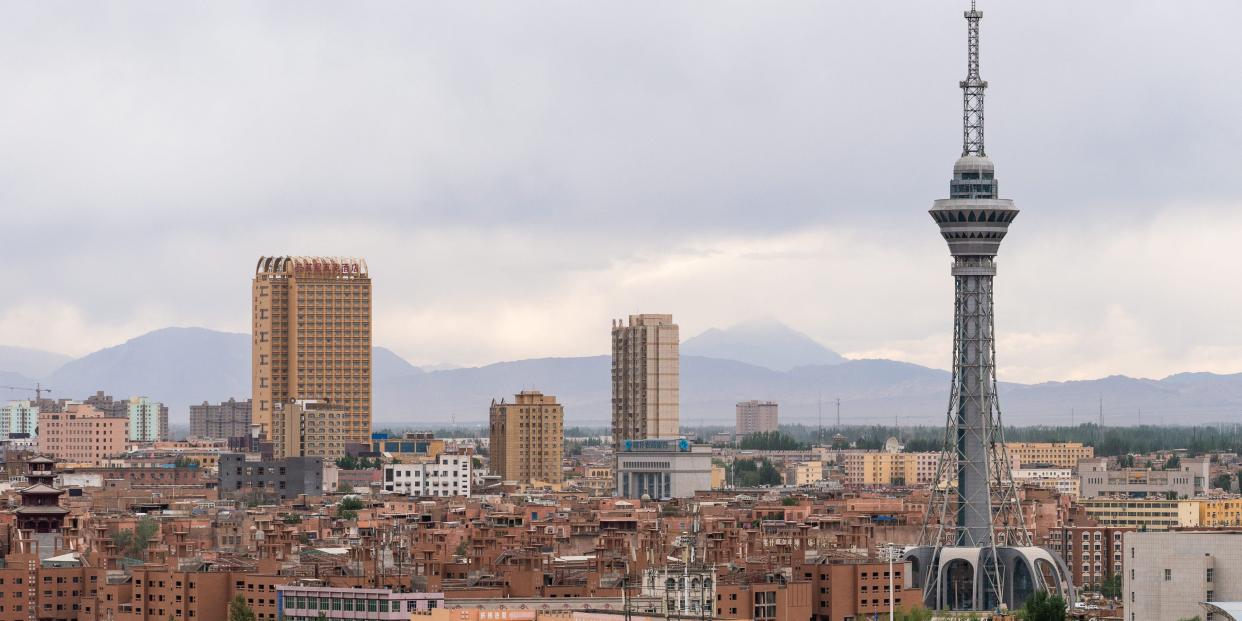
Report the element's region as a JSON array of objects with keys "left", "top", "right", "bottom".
[{"left": 961, "top": 0, "right": 987, "bottom": 156}]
